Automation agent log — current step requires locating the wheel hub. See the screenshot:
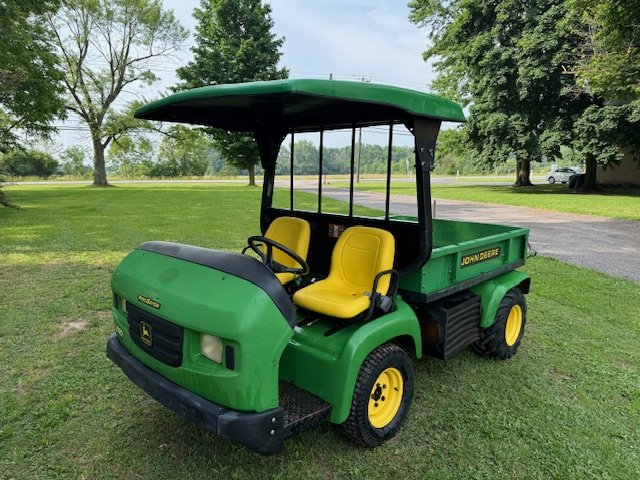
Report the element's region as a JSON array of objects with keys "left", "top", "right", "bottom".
[
  {"left": 505, "top": 304, "right": 523, "bottom": 346},
  {"left": 368, "top": 367, "right": 403, "bottom": 428}
]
